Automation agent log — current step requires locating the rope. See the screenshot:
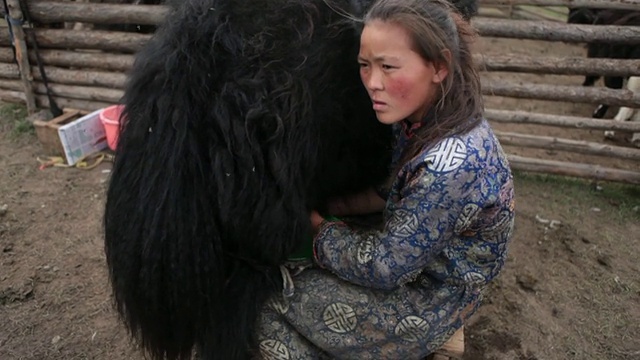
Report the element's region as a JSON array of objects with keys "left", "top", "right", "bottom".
[{"left": 36, "top": 152, "right": 114, "bottom": 171}]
